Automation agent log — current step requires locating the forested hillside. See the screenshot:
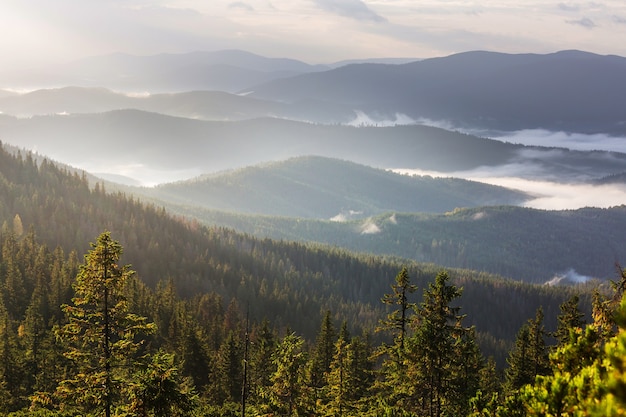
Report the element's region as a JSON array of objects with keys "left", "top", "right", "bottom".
[
  {"left": 146, "top": 156, "right": 528, "bottom": 218},
  {"left": 2, "top": 143, "right": 620, "bottom": 415},
  {"left": 147, "top": 200, "right": 626, "bottom": 284}
]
